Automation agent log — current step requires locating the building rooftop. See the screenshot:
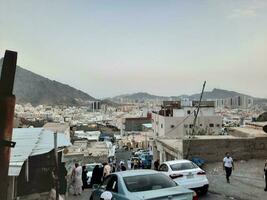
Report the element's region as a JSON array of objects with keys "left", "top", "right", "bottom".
[
  {"left": 231, "top": 127, "right": 267, "bottom": 137},
  {"left": 9, "top": 128, "right": 71, "bottom": 176},
  {"left": 43, "top": 122, "right": 69, "bottom": 133}
]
